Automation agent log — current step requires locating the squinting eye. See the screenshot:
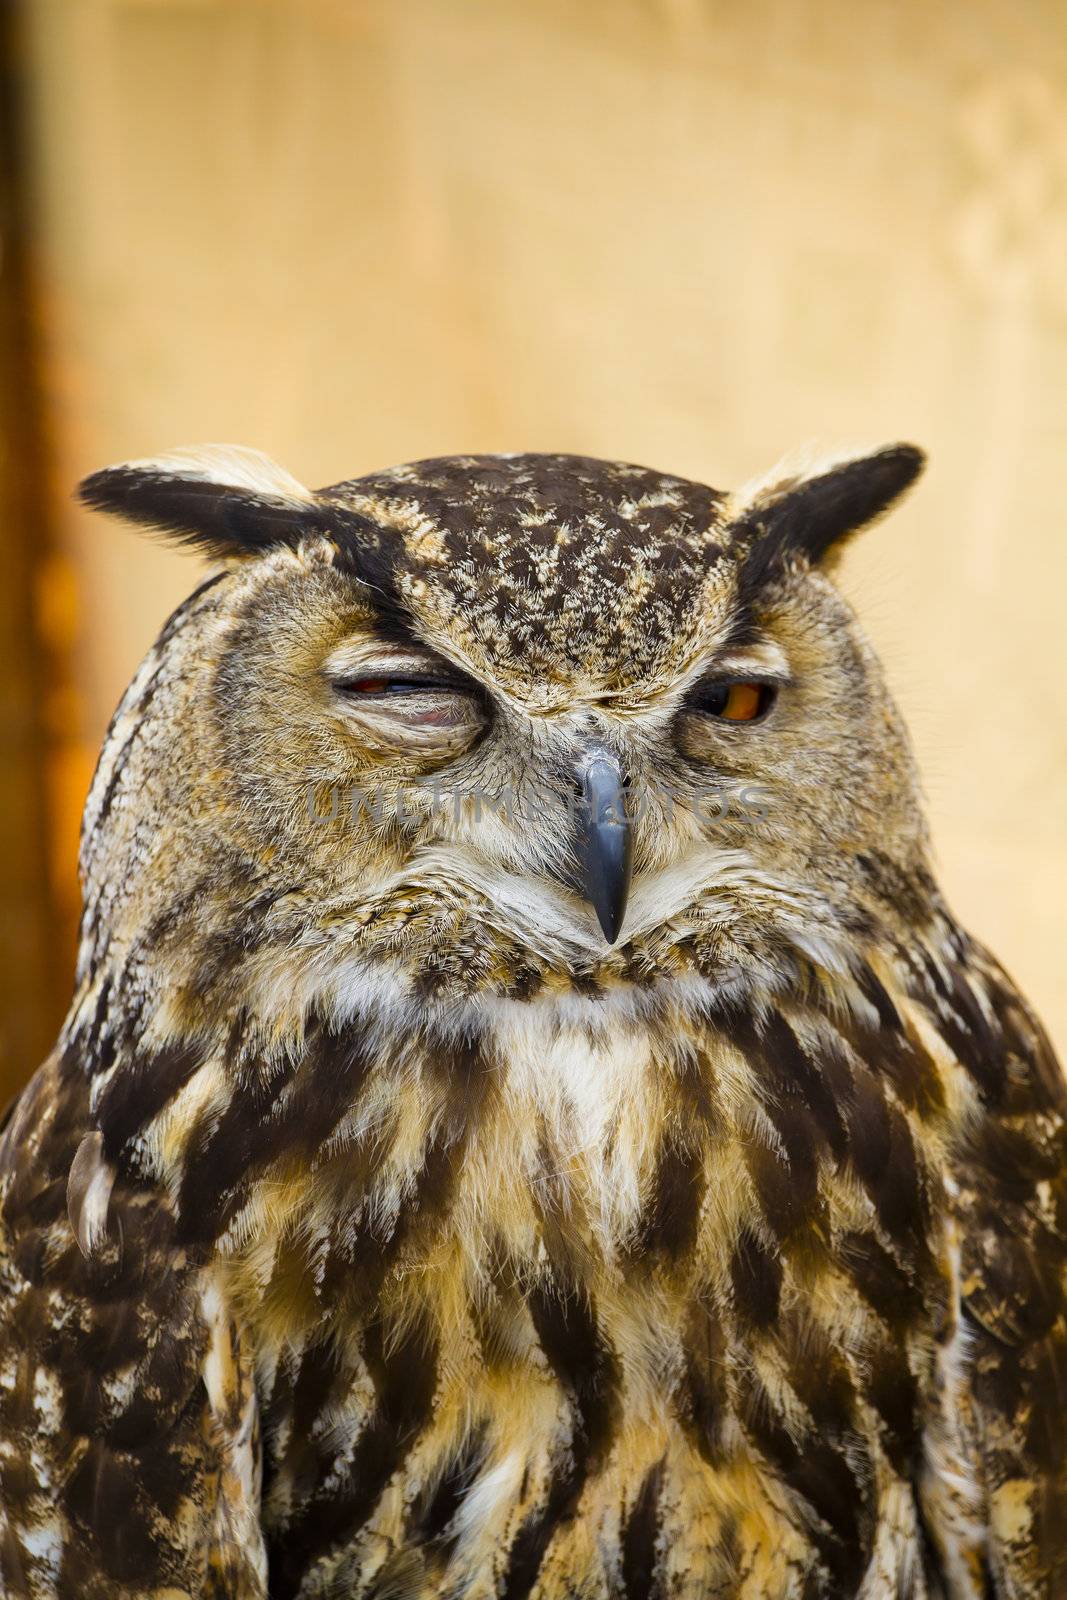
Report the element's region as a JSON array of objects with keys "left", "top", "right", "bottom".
[
  {"left": 688, "top": 681, "right": 776, "bottom": 722},
  {"left": 337, "top": 677, "right": 460, "bottom": 696},
  {"left": 330, "top": 662, "right": 488, "bottom": 756}
]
